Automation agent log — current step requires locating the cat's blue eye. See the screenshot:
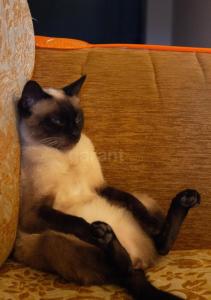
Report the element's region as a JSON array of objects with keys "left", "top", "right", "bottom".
[{"left": 51, "top": 116, "right": 64, "bottom": 126}]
